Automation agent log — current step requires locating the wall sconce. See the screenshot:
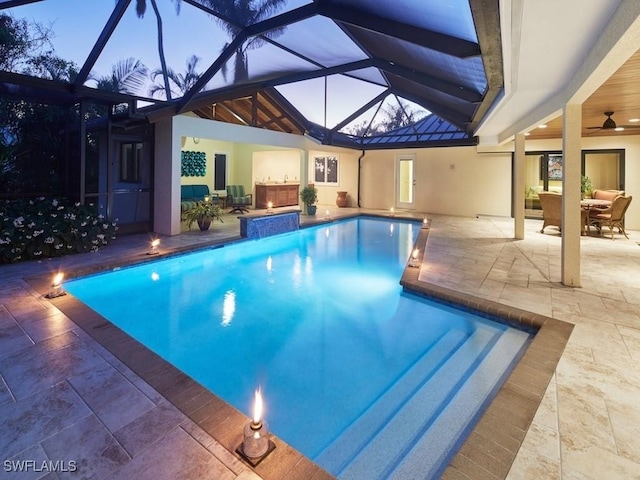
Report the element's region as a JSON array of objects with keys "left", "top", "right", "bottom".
[
  {"left": 238, "top": 388, "right": 275, "bottom": 466},
  {"left": 147, "top": 239, "right": 160, "bottom": 255},
  {"left": 408, "top": 248, "right": 421, "bottom": 268},
  {"left": 46, "top": 272, "right": 66, "bottom": 298}
]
